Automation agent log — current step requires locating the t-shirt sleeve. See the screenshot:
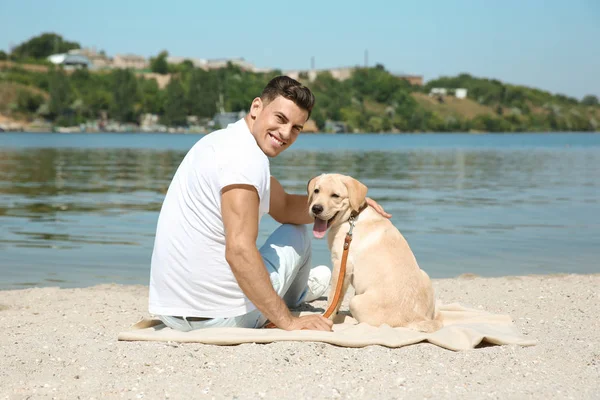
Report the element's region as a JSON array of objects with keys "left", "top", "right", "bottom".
[{"left": 215, "top": 147, "right": 269, "bottom": 202}]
